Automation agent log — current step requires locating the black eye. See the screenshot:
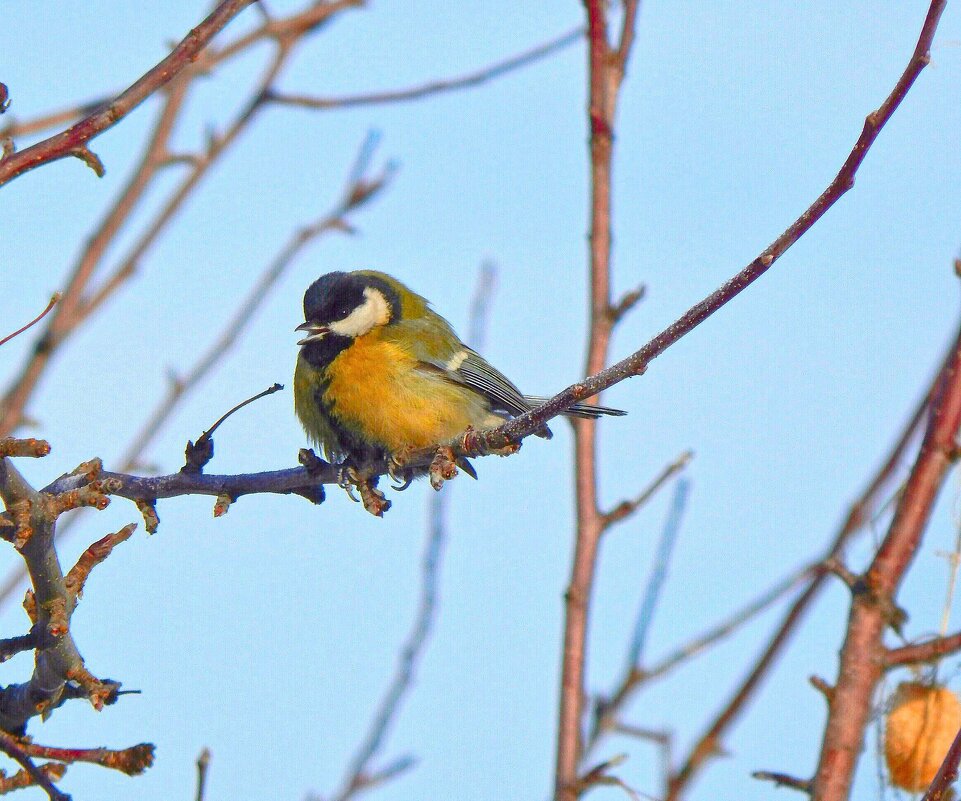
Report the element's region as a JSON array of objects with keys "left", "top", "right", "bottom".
[{"left": 335, "top": 305, "right": 351, "bottom": 319}]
